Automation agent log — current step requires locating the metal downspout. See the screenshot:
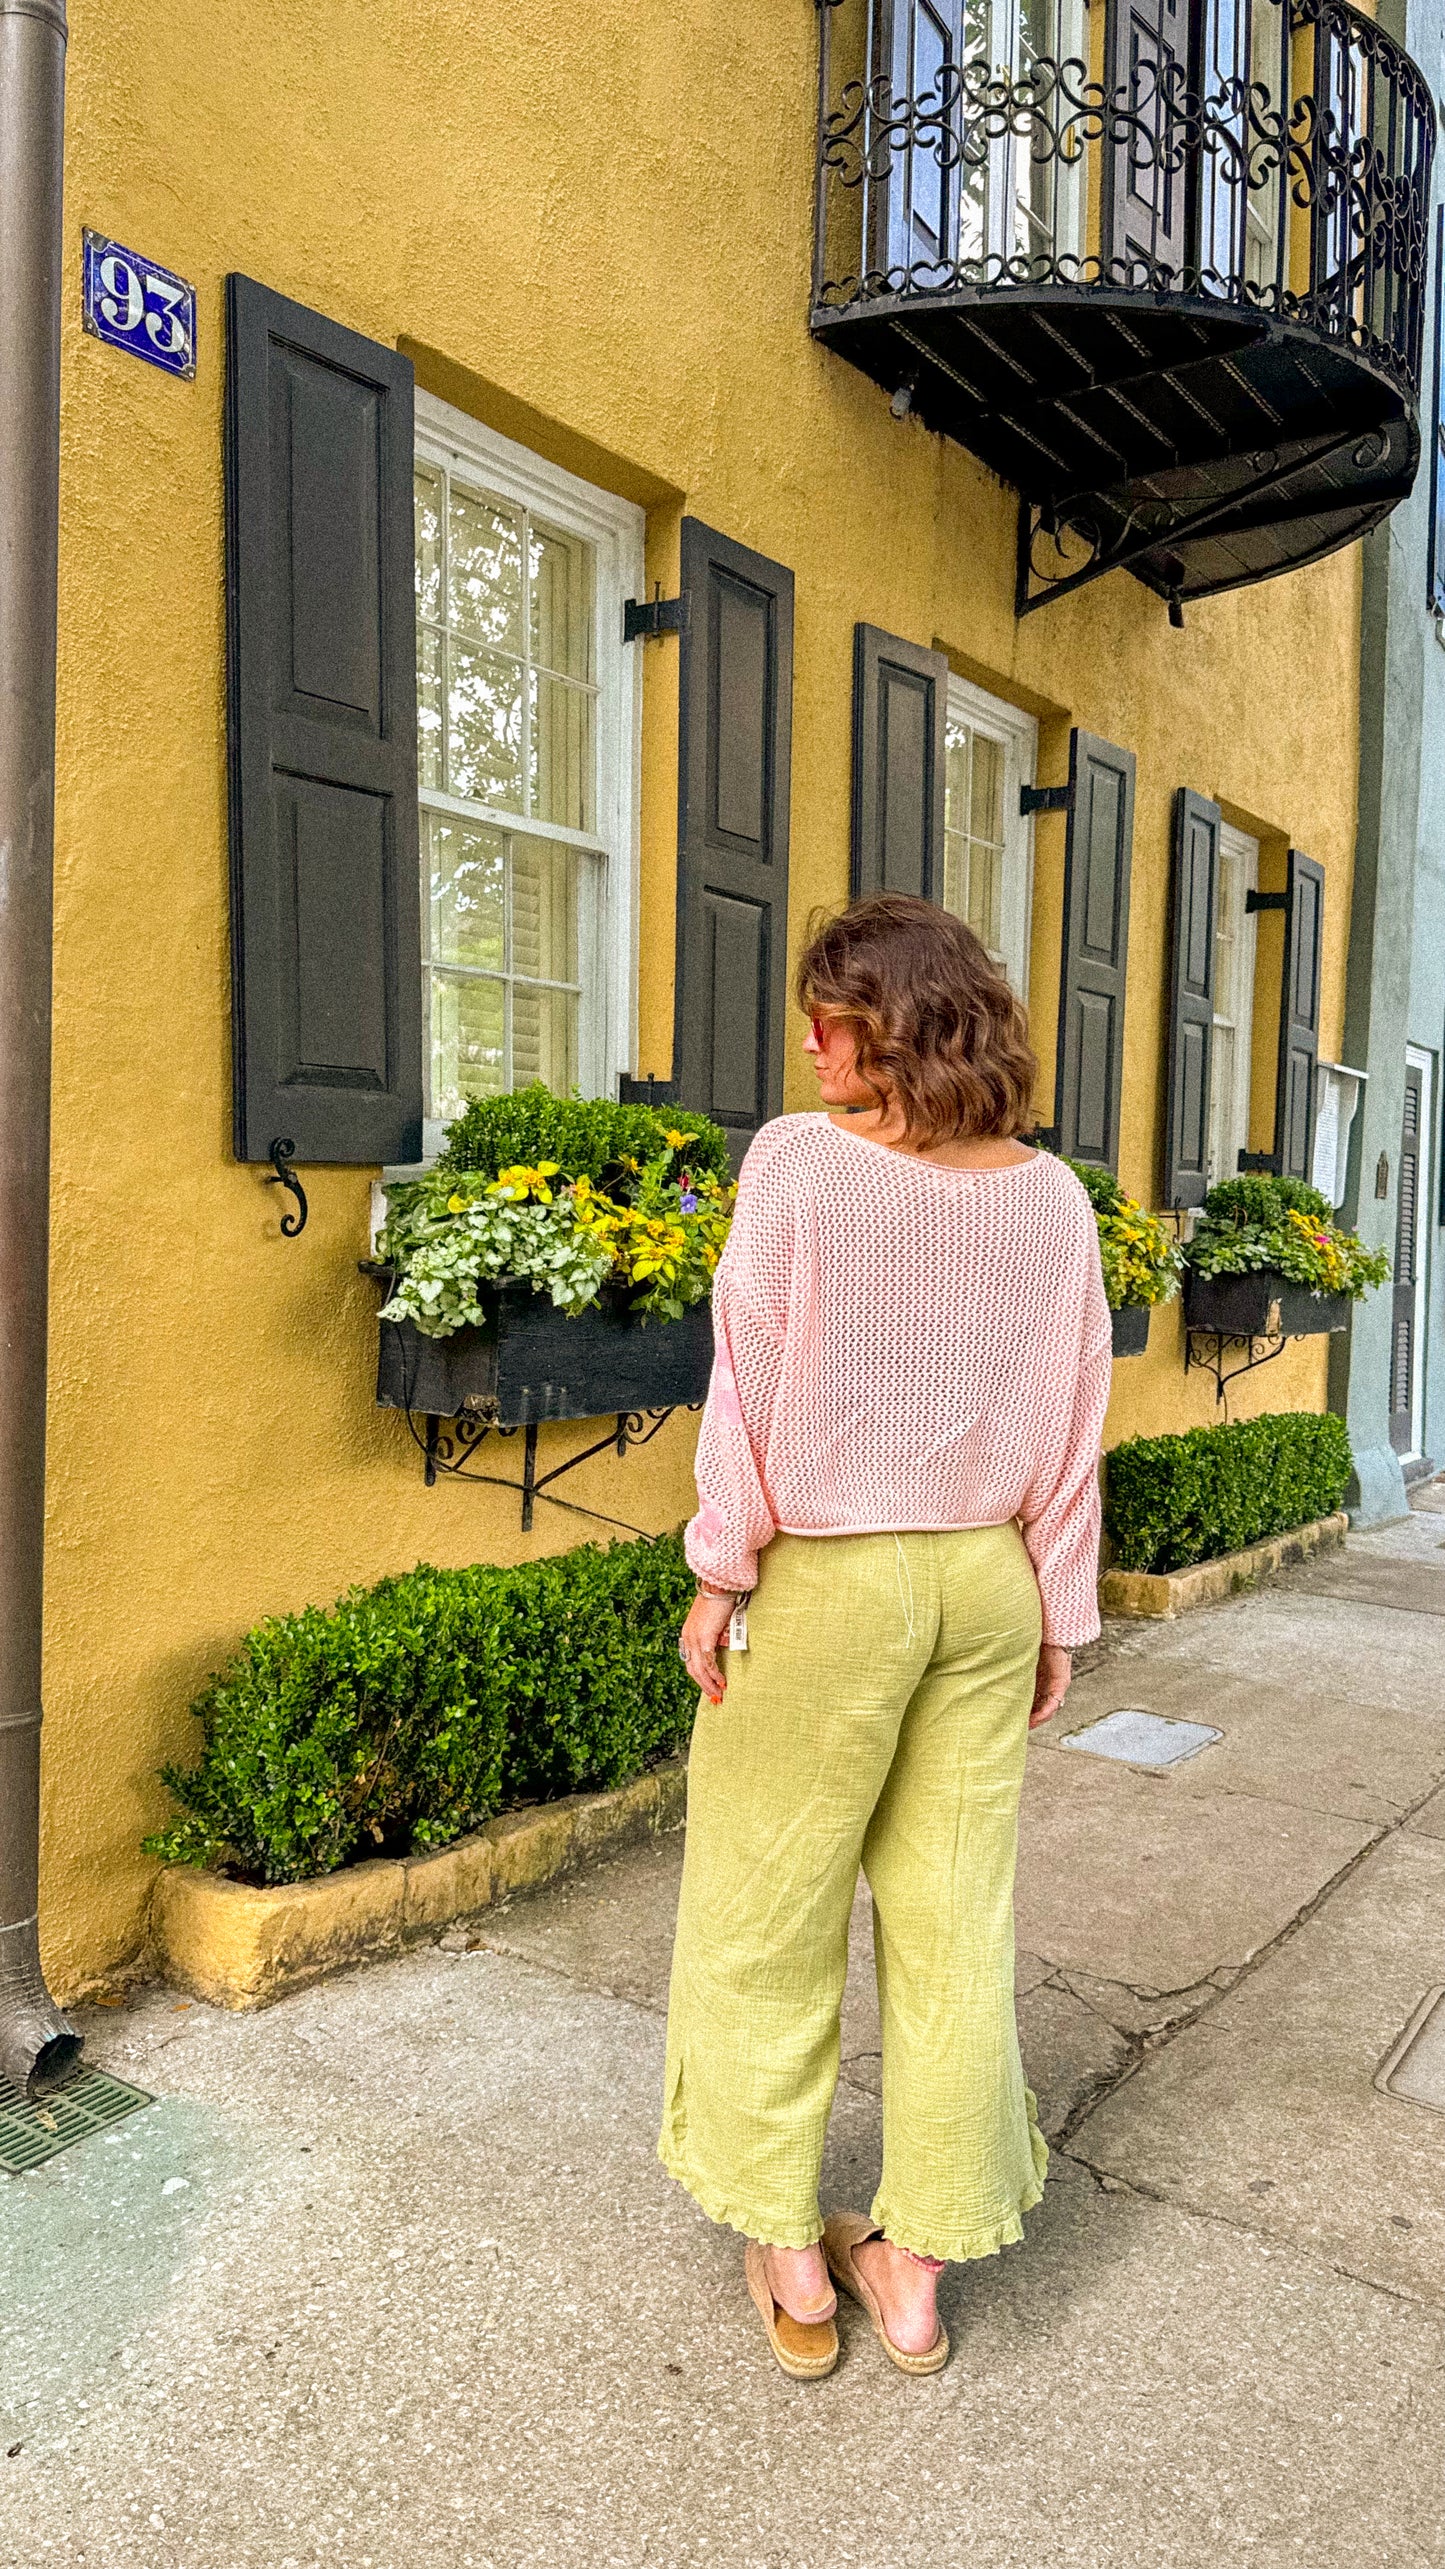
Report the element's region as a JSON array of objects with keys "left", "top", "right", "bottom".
[{"left": 0, "top": 0, "right": 75, "bottom": 2097}]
